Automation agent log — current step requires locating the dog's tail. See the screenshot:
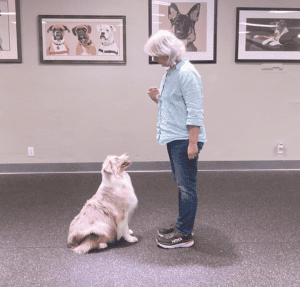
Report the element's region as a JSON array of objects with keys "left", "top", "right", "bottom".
[
  {"left": 71, "top": 237, "right": 95, "bottom": 254},
  {"left": 72, "top": 236, "right": 105, "bottom": 254},
  {"left": 69, "top": 233, "right": 108, "bottom": 254}
]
